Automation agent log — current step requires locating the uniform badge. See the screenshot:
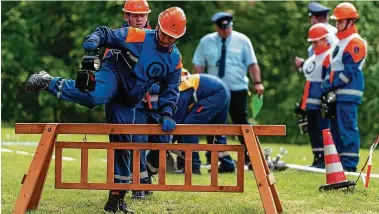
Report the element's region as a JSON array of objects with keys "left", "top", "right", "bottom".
[
  {"left": 305, "top": 61, "right": 316, "bottom": 74},
  {"left": 354, "top": 46, "right": 360, "bottom": 54},
  {"left": 147, "top": 62, "right": 164, "bottom": 79}
]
